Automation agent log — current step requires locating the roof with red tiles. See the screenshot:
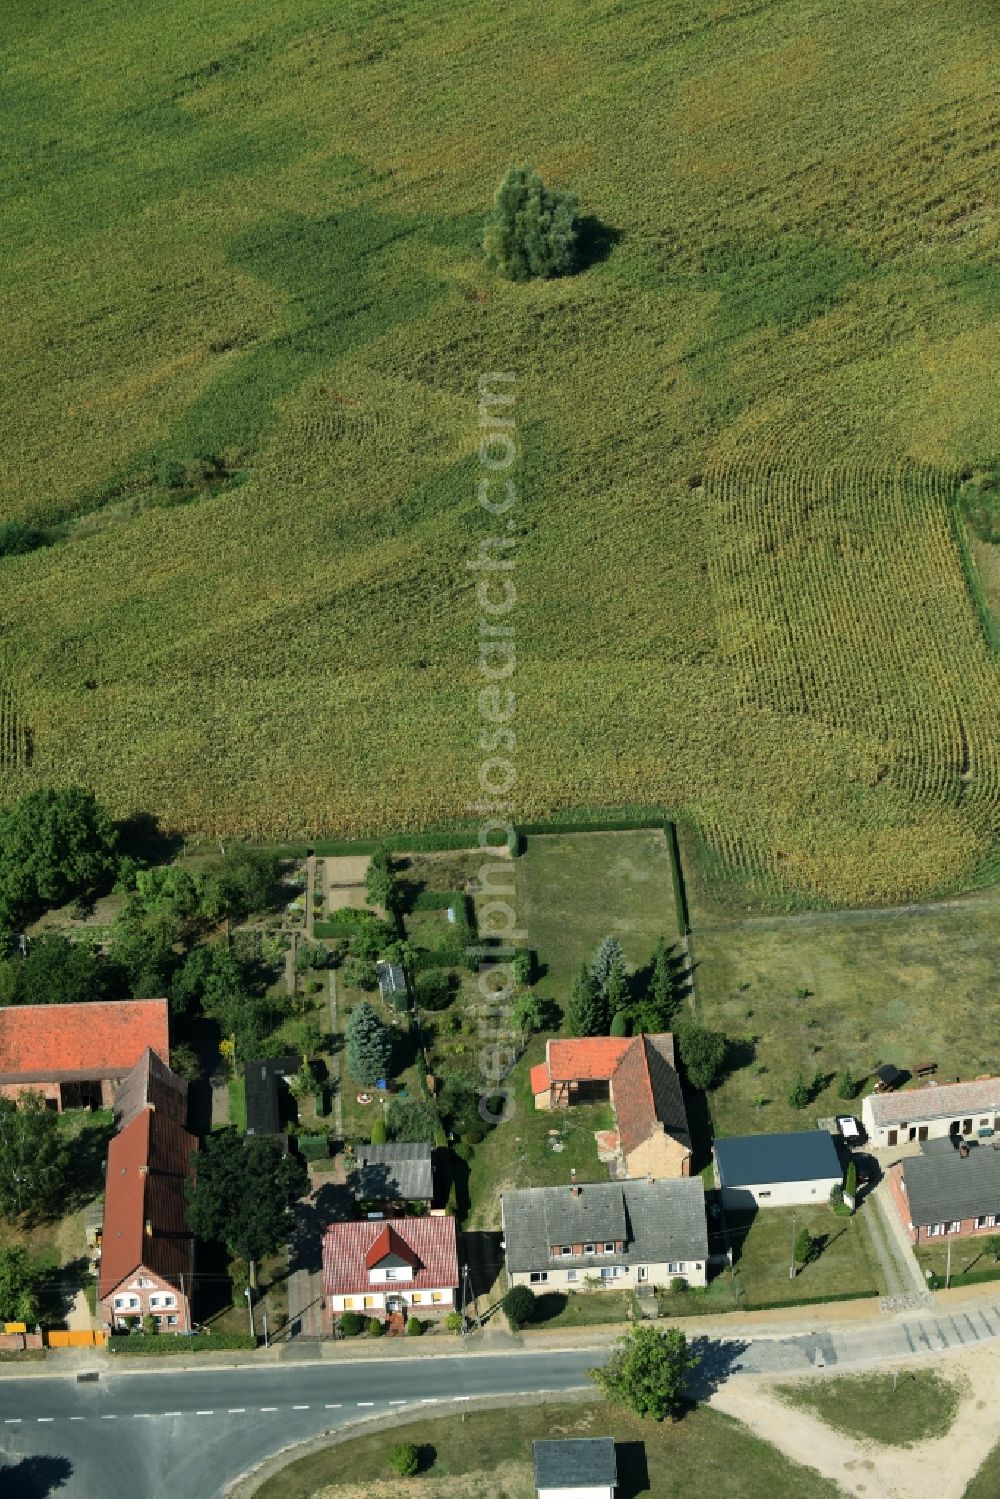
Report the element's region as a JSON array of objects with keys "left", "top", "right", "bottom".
[
  {"left": 364, "top": 1223, "right": 421, "bottom": 1271},
  {"left": 533, "top": 1033, "right": 690, "bottom": 1159},
  {"left": 98, "top": 1107, "right": 197, "bottom": 1299},
  {"left": 322, "top": 1216, "right": 459, "bottom": 1297},
  {"left": 612, "top": 1034, "right": 690, "bottom": 1157},
  {"left": 114, "top": 1048, "right": 187, "bottom": 1132},
  {"left": 0, "top": 1000, "right": 169, "bottom": 1083},
  {"left": 543, "top": 1037, "right": 635, "bottom": 1083}
]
